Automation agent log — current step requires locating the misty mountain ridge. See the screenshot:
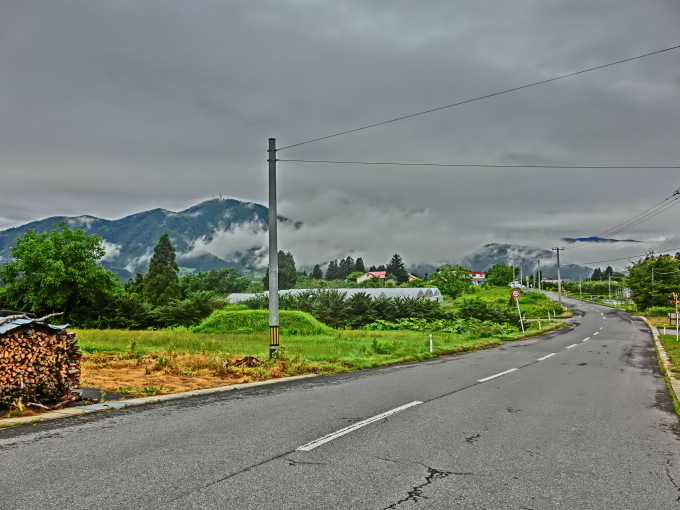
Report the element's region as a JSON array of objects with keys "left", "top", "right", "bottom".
[
  {"left": 0, "top": 199, "right": 279, "bottom": 281},
  {"left": 0, "top": 199, "right": 593, "bottom": 281},
  {"left": 456, "top": 243, "right": 592, "bottom": 280}
]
